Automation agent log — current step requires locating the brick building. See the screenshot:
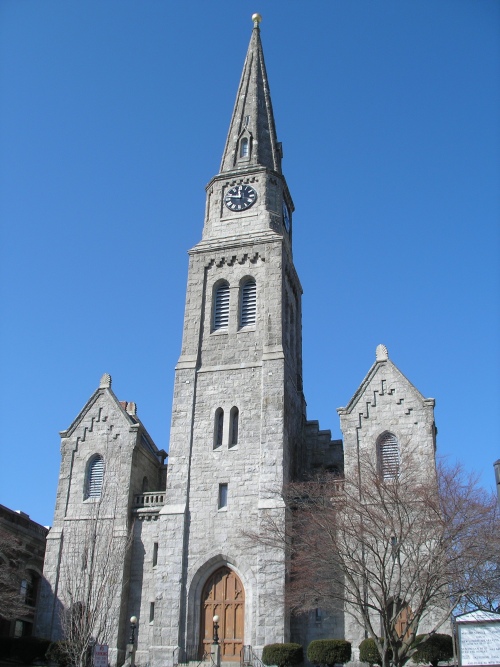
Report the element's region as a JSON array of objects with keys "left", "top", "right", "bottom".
[{"left": 0, "top": 505, "right": 48, "bottom": 639}]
